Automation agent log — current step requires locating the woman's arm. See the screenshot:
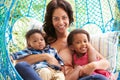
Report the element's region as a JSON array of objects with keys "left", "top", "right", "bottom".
[
  {"left": 59, "top": 48, "right": 81, "bottom": 80},
  {"left": 14, "top": 54, "right": 60, "bottom": 66},
  {"left": 15, "top": 54, "right": 47, "bottom": 64},
  {"left": 87, "top": 43, "right": 110, "bottom": 69},
  {"left": 82, "top": 43, "right": 110, "bottom": 75},
  {"left": 65, "top": 66, "right": 82, "bottom": 80}
]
